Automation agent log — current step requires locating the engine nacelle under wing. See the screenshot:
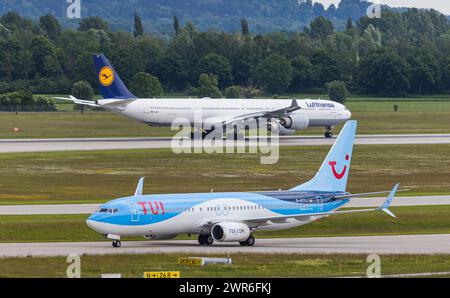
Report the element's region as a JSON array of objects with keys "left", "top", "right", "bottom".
[
  {"left": 279, "top": 114, "right": 309, "bottom": 130},
  {"left": 211, "top": 222, "right": 251, "bottom": 242}
]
